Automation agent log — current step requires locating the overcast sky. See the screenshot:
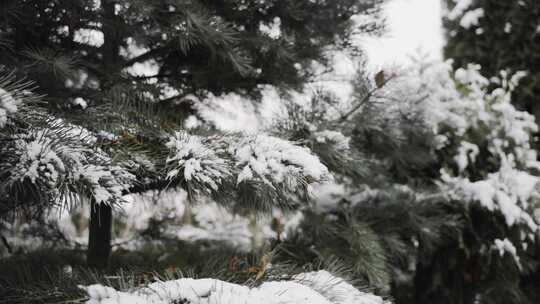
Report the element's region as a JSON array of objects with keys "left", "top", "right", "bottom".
[{"left": 363, "top": 0, "right": 444, "bottom": 70}]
